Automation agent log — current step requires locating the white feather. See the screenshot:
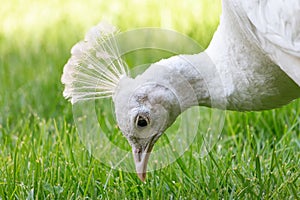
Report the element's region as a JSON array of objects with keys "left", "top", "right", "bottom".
[
  {"left": 61, "top": 22, "right": 128, "bottom": 104},
  {"left": 231, "top": 0, "right": 300, "bottom": 86},
  {"left": 205, "top": 0, "right": 300, "bottom": 110}
]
